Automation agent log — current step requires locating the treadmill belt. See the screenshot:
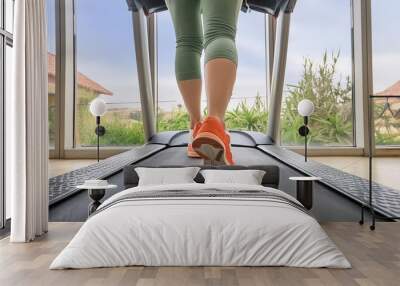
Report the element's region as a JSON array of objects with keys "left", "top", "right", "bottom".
[{"left": 50, "top": 146, "right": 378, "bottom": 222}]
